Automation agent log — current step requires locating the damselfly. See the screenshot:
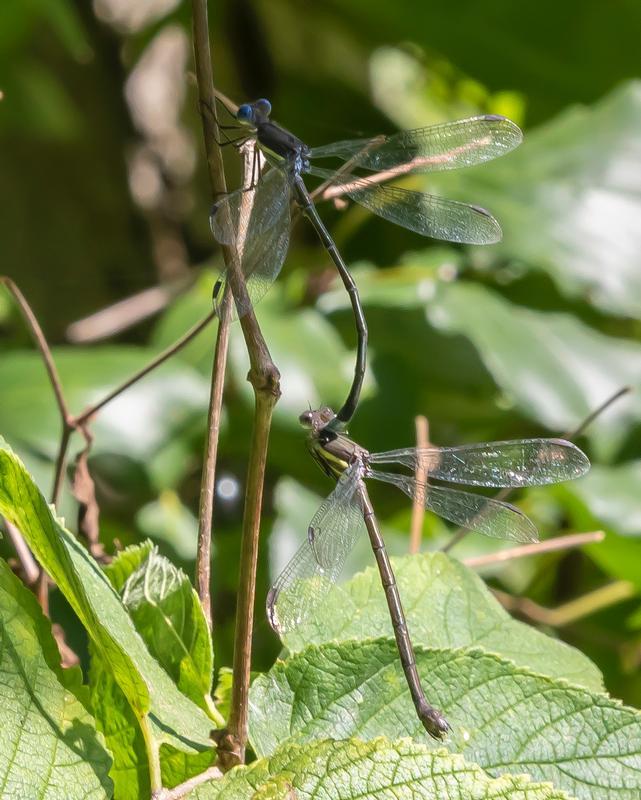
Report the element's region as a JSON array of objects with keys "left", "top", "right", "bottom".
[
  {"left": 267, "top": 407, "right": 590, "bottom": 738},
  {"left": 211, "top": 99, "right": 522, "bottom": 425}
]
